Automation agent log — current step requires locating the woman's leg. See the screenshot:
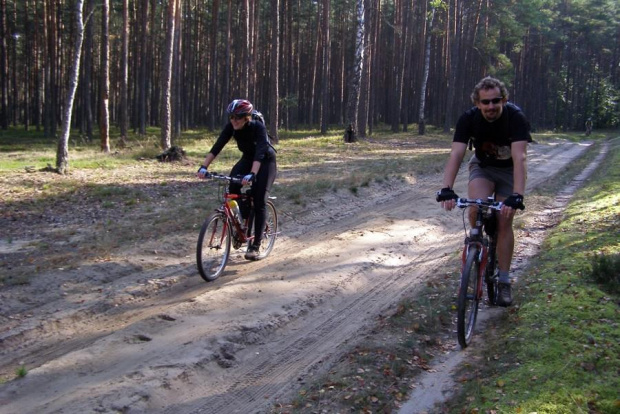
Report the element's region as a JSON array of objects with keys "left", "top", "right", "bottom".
[{"left": 251, "top": 158, "right": 277, "bottom": 247}]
